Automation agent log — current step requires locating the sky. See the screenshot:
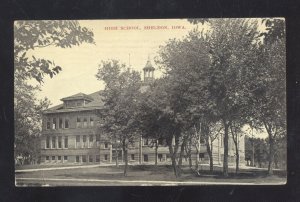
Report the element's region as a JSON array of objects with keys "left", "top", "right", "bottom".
[
  {"left": 26, "top": 19, "right": 271, "bottom": 138},
  {"left": 29, "top": 19, "right": 200, "bottom": 107}
]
